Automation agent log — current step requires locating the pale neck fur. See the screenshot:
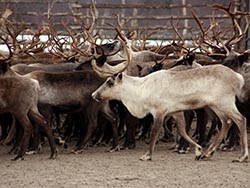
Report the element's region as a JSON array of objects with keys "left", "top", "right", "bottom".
[{"left": 111, "top": 74, "right": 150, "bottom": 118}]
